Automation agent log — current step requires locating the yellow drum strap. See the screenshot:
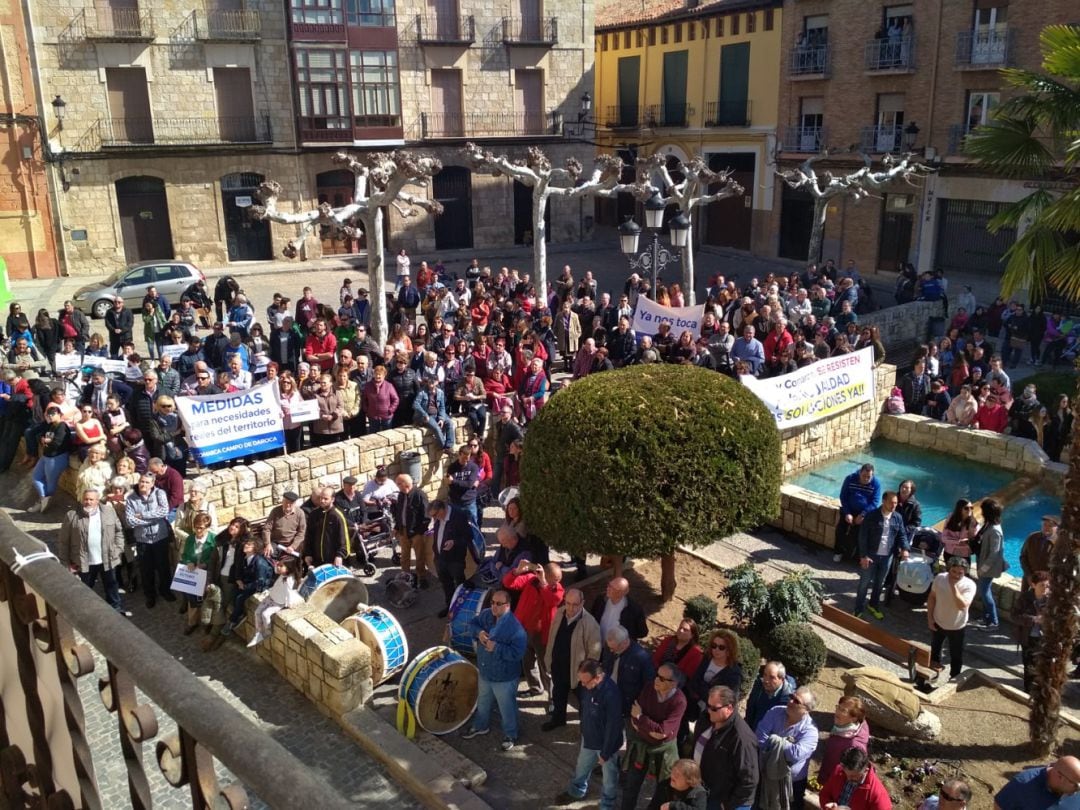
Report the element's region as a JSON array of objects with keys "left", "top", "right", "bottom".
[{"left": 396, "top": 647, "right": 447, "bottom": 738}]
